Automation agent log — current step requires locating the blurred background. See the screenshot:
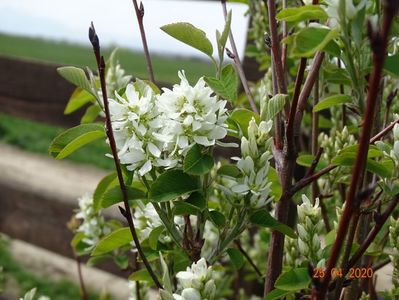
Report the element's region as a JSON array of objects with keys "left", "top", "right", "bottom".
[{"left": 0, "top": 1, "right": 250, "bottom": 299}]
